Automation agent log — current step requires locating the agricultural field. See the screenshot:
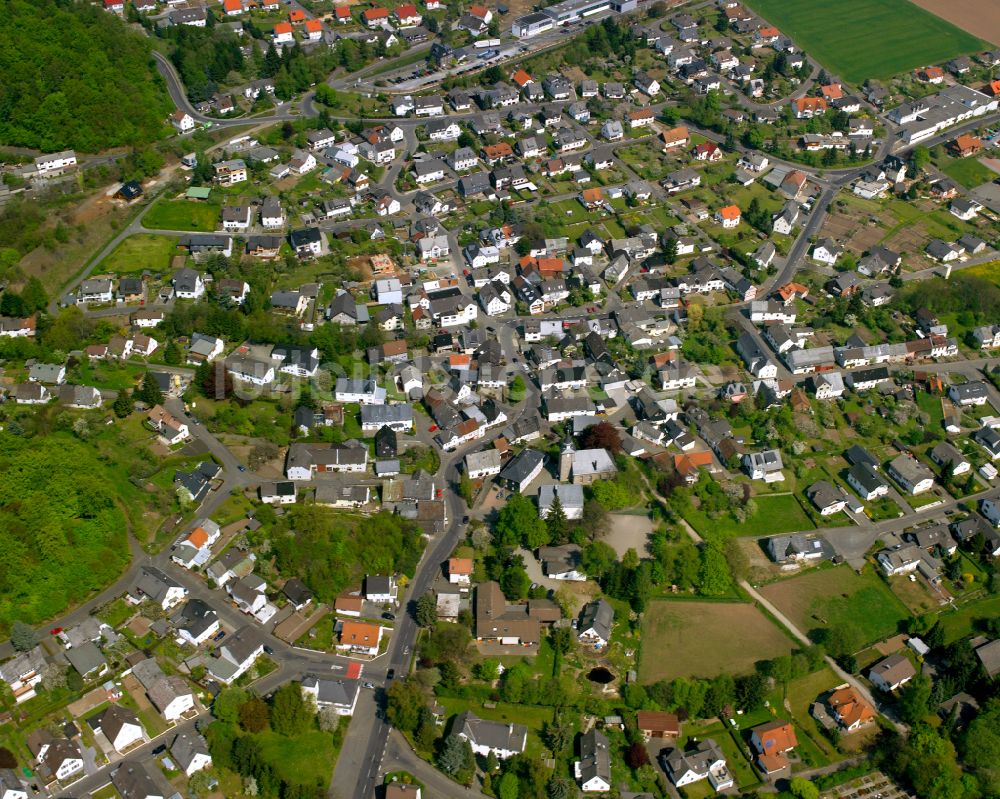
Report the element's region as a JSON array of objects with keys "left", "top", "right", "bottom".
[
  {"left": 963, "top": 260, "right": 1000, "bottom": 286},
  {"left": 638, "top": 600, "right": 793, "bottom": 682},
  {"left": 908, "top": 0, "right": 1000, "bottom": 48},
  {"left": 758, "top": 566, "right": 910, "bottom": 648},
  {"left": 742, "top": 0, "right": 986, "bottom": 83},
  {"left": 102, "top": 234, "right": 180, "bottom": 275}
]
